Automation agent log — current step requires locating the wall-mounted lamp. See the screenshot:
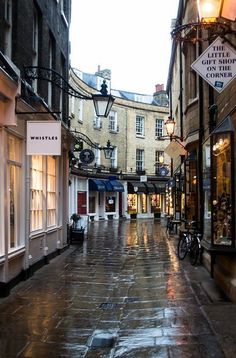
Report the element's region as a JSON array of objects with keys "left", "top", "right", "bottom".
[
  {"left": 171, "top": 0, "right": 236, "bottom": 42},
  {"left": 92, "top": 80, "right": 115, "bottom": 117},
  {"left": 24, "top": 67, "right": 115, "bottom": 118},
  {"left": 197, "top": 0, "right": 236, "bottom": 22},
  {"left": 101, "top": 140, "right": 114, "bottom": 159}
]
